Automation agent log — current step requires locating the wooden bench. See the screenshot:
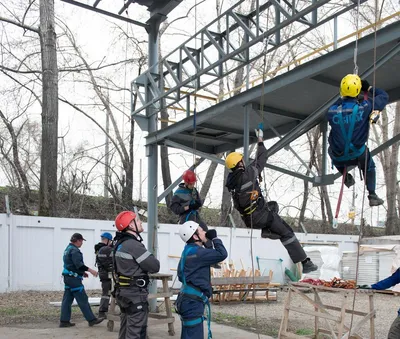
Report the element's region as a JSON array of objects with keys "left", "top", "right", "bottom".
[{"left": 107, "top": 273, "right": 175, "bottom": 336}]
